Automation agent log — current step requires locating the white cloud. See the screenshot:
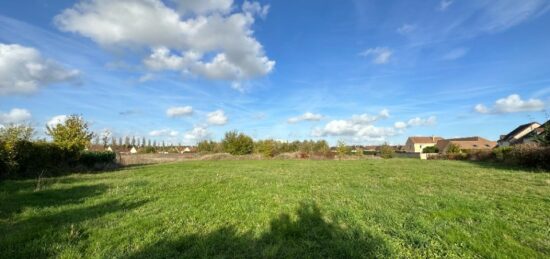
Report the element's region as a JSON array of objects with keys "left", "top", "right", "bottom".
[
  {"left": 183, "top": 126, "right": 211, "bottom": 142},
  {"left": 149, "top": 128, "right": 179, "bottom": 137},
  {"left": 407, "top": 116, "right": 437, "bottom": 126},
  {"left": 475, "top": 94, "right": 545, "bottom": 114},
  {"left": 0, "top": 43, "right": 79, "bottom": 95},
  {"left": 55, "top": 0, "right": 274, "bottom": 84},
  {"left": 359, "top": 47, "right": 392, "bottom": 64},
  {"left": 394, "top": 116, "right": 437, "bottom": 129},
  {"left": 287, "top": 112, "right": 323, "bottom": 123},
  {"left": 442, "top": 47, "right": 468, "bottom": 60},
  {"left": 173, "top": 0, "right": 233, "bottom": 15},
  {"left": 47, "top": 115, "right": 68, "bottom": 128},
  {"left": 207, "top": 109, "right": 228, "bottom": 125},
  {"left": 394, "top": 121, "right": 408, "bottom": 129},
  {"left": 166, "top": 106, "right": 193, "bottom": 117},
  {"left": 477, "top": 0, "right": 550, "bottom": 33},
  {"left": 397, "top": 24, "right": 416, "bottom": 35},
  {"left": 312, "top": 110, "right": 396, "bottom": 141},
  {"left": 242, "top": 1, "right": 270, "bottom": 19},
  {"left": 439, "top": 0, "right": 453, "bottom": 11},
  {"left": 0, "top": 108, "right": 32, "bottom": 124}
]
